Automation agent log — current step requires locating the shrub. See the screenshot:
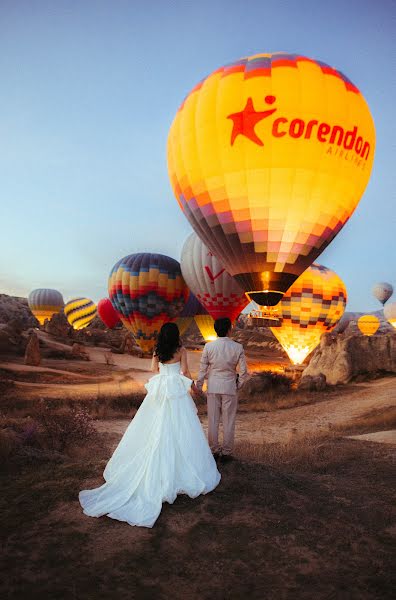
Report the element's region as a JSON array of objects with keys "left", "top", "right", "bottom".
[{"left": 35, "top": 401, "right": 97, "bottom": 452}]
